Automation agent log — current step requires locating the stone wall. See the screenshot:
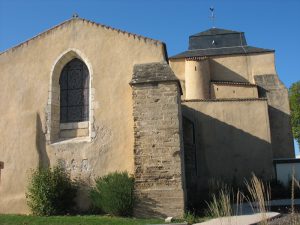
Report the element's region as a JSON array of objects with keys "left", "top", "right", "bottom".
[
  {"left": 254, "top": 74, "right": 295, "bottom": 158},
  {"left": 131, "top": 62, "right": 185, "bottom": 218}
]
